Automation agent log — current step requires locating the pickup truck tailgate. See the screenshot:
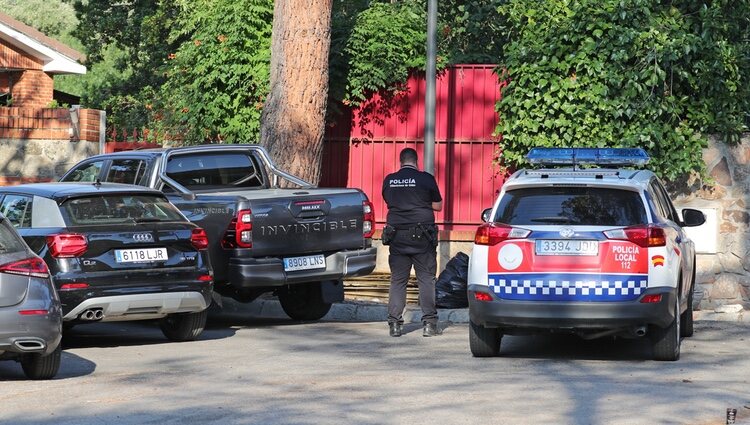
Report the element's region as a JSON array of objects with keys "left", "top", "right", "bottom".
[{"left": 233, "top": 188, "right": 366, "bottom": 257}]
